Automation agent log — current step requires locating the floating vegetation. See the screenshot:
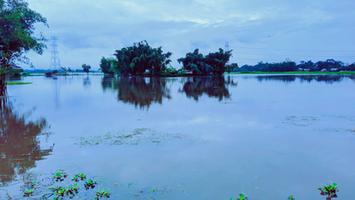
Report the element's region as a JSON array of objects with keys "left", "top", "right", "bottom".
[
  {"left": 319, "top": 183, "right": 338, "bottom": 199},
  {"left": 50, "top": 186, "right": 66, "bottom": 198},
  {"left": 284, "top": 116, "right": 319, "bottom": 127},
  {"left": 84, "top": 179, "right": 97, "bottom": 189},
  {"left": 72, "top": 173, "right": 87, "bottom": 182},
  {"left": 53, "top": 170, "right": 67, "bottom": 182},
  {"left": 75, "top": 128, "right": 184, "bottom": 146},
  {"left": 23, "top": 189, "right": 34, "bottom": 197},
  {"left": 5, "top": 170, "right": 111, "bottom": 199},
  {"left": 232, "top": 193, "right": 248, "bottom": 200},
  {"left": 288, "top": 195, "right": 295, "bottom": 200},
  {"left": 96, "top": 190, "right": 111, "bottom": 199}
]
